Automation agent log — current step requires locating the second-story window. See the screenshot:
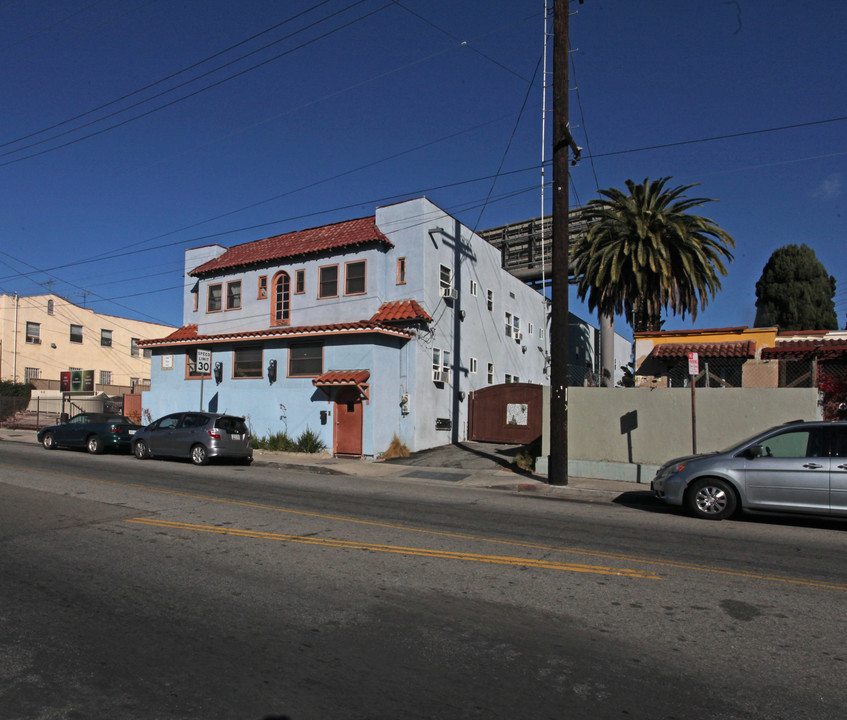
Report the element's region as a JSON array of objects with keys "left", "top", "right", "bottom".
[
  {"left": 295, "top": 269, "right": 305, "bottom": 294},
  {"left": 207, "top": 284, "right": 222, "bottom": 312},
  {"left": 319, "top": 265, "right": 338, "bottom": 299},
  {"left": 101, "top": 329, "right": 112, "bottom": 347},
  {"left": 131, "top": 338, "right": 140, "bottom": 357},
  {"left": 272, "top": 271, "right": 290, "bottom": 326},
  {"left": 397, "top": 257, "right": 406, "bottom": 285},
  {"left": 70, "top": 324, "right": 83, "bottom": 344},
  {"left": 439, "top": 264, "right": 452, "bottom": 290},
  {"left": 47, "top": 299, "right": 54, "bottom": 315},
  {"left": 25, "top": 322, "right": 41, "bottom": 344},
  {"left": 226, "top": 280, "right": 241, "bottom": 310},
  {"left": 258, "top": 276, "right": 267, "bottom": 299},
  {"left": 345, "top": 260, "right": 366, "bottom": 295}
]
